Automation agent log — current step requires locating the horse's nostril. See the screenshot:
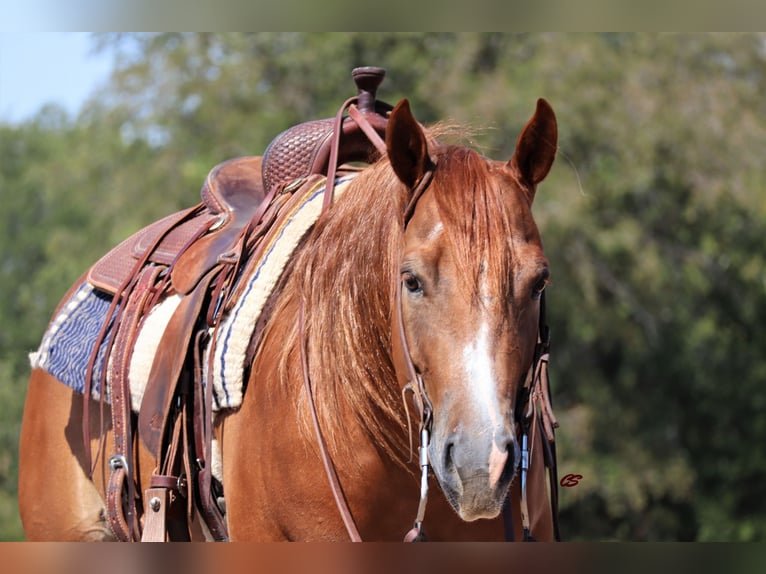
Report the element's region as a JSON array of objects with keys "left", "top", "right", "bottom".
[
  {"left": 499, "top": 443, "right": 518, "bottom": 484},
  {"left": 444, "top": 441, "right": 456, "bottom": 472}
]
